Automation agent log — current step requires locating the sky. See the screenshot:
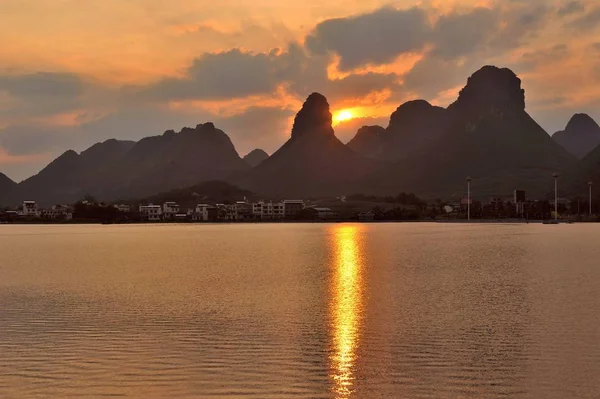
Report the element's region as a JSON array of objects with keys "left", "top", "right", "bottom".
[{"left": 1, "top": 0, "right": 600, "bottom": 181}]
